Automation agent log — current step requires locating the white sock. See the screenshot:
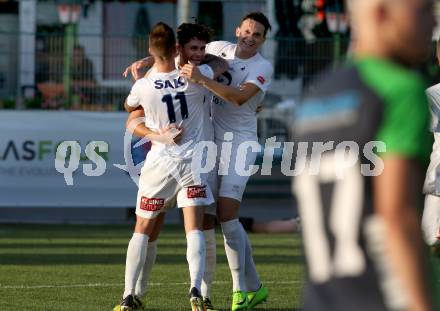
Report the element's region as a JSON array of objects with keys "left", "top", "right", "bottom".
[
  {"left": 201, "top": 229, "right": 216, "bottom": 298},
  {"left": 221, "top": 219, "right": 247, "bottom": 291},
  {"left": 123, "top": 233, "right": 149, "bottom": 298},
  {"left": 135, "top": 240, "right": 158, "bottom": 298},
  {"left": 186, "top": 230, "right": 206, "bottom": 290},
  {"left": 240, "top": 224, "right": 261, "bottom": 292}
]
